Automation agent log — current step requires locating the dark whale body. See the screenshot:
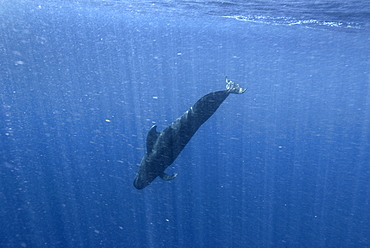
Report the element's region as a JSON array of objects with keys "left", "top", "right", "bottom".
[{"left": 133, "top": 77, "right": 246, "bottom": 190}]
